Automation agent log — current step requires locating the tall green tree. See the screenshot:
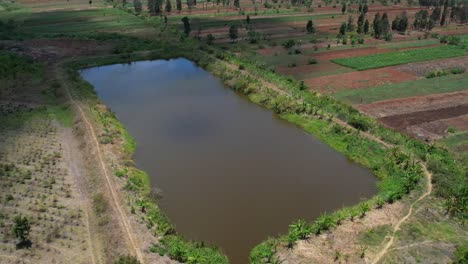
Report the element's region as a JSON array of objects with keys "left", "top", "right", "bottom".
[
  {"left": 133, "top": 0, "right": 142, "bottom": 13},
  {"left": 246, "top": 14, "right": 251, "bottom": 24},
  {"left": 364, "top": 19, "right": 370, "bottom": 34},
  {"left": 363, "top": 3, "right": 368, "bottom": 14},
  {"left": 381, "top": 12, "right": 390, "bottom": 35},
  {"left": 234, "top": 0, "right": 240, "bottom": 7},
  {"left": 430, "top": 5, "right": 442, "bottom": 22},
  {"left": 347, "top": 15, "right": 355, "bottom": 32},
  {"left": 373, "top": 12, "right": 382, "bottom": 38},
  {"left": 181, "top": 16, "right": 191, "bottom": 36},
  {"left": 341, "top": 3, "right": 346, "bottom": 14},
  {"left": 399, "top": 12, "right": 408, "bottom": 32},
  {"left": 306, "top": 19, "right": 316, "bottom": 33},
  {"left": 229, "top": 24, "right": 239, "bottom": 42},
  {"left": 165, "top": 0, "right": 172, "bottom": 12},
  {"left": 176, "top": 0, "right": 182, "bottom": 11},
  {"left": 339, "top": 22, "right": 347, "bottom": 35},
  {"left": 357, "top": 12, "right": 365, "bottom": 34},
  {"left": 440, "top": 0, "right": 449, "bottom": 25}
]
